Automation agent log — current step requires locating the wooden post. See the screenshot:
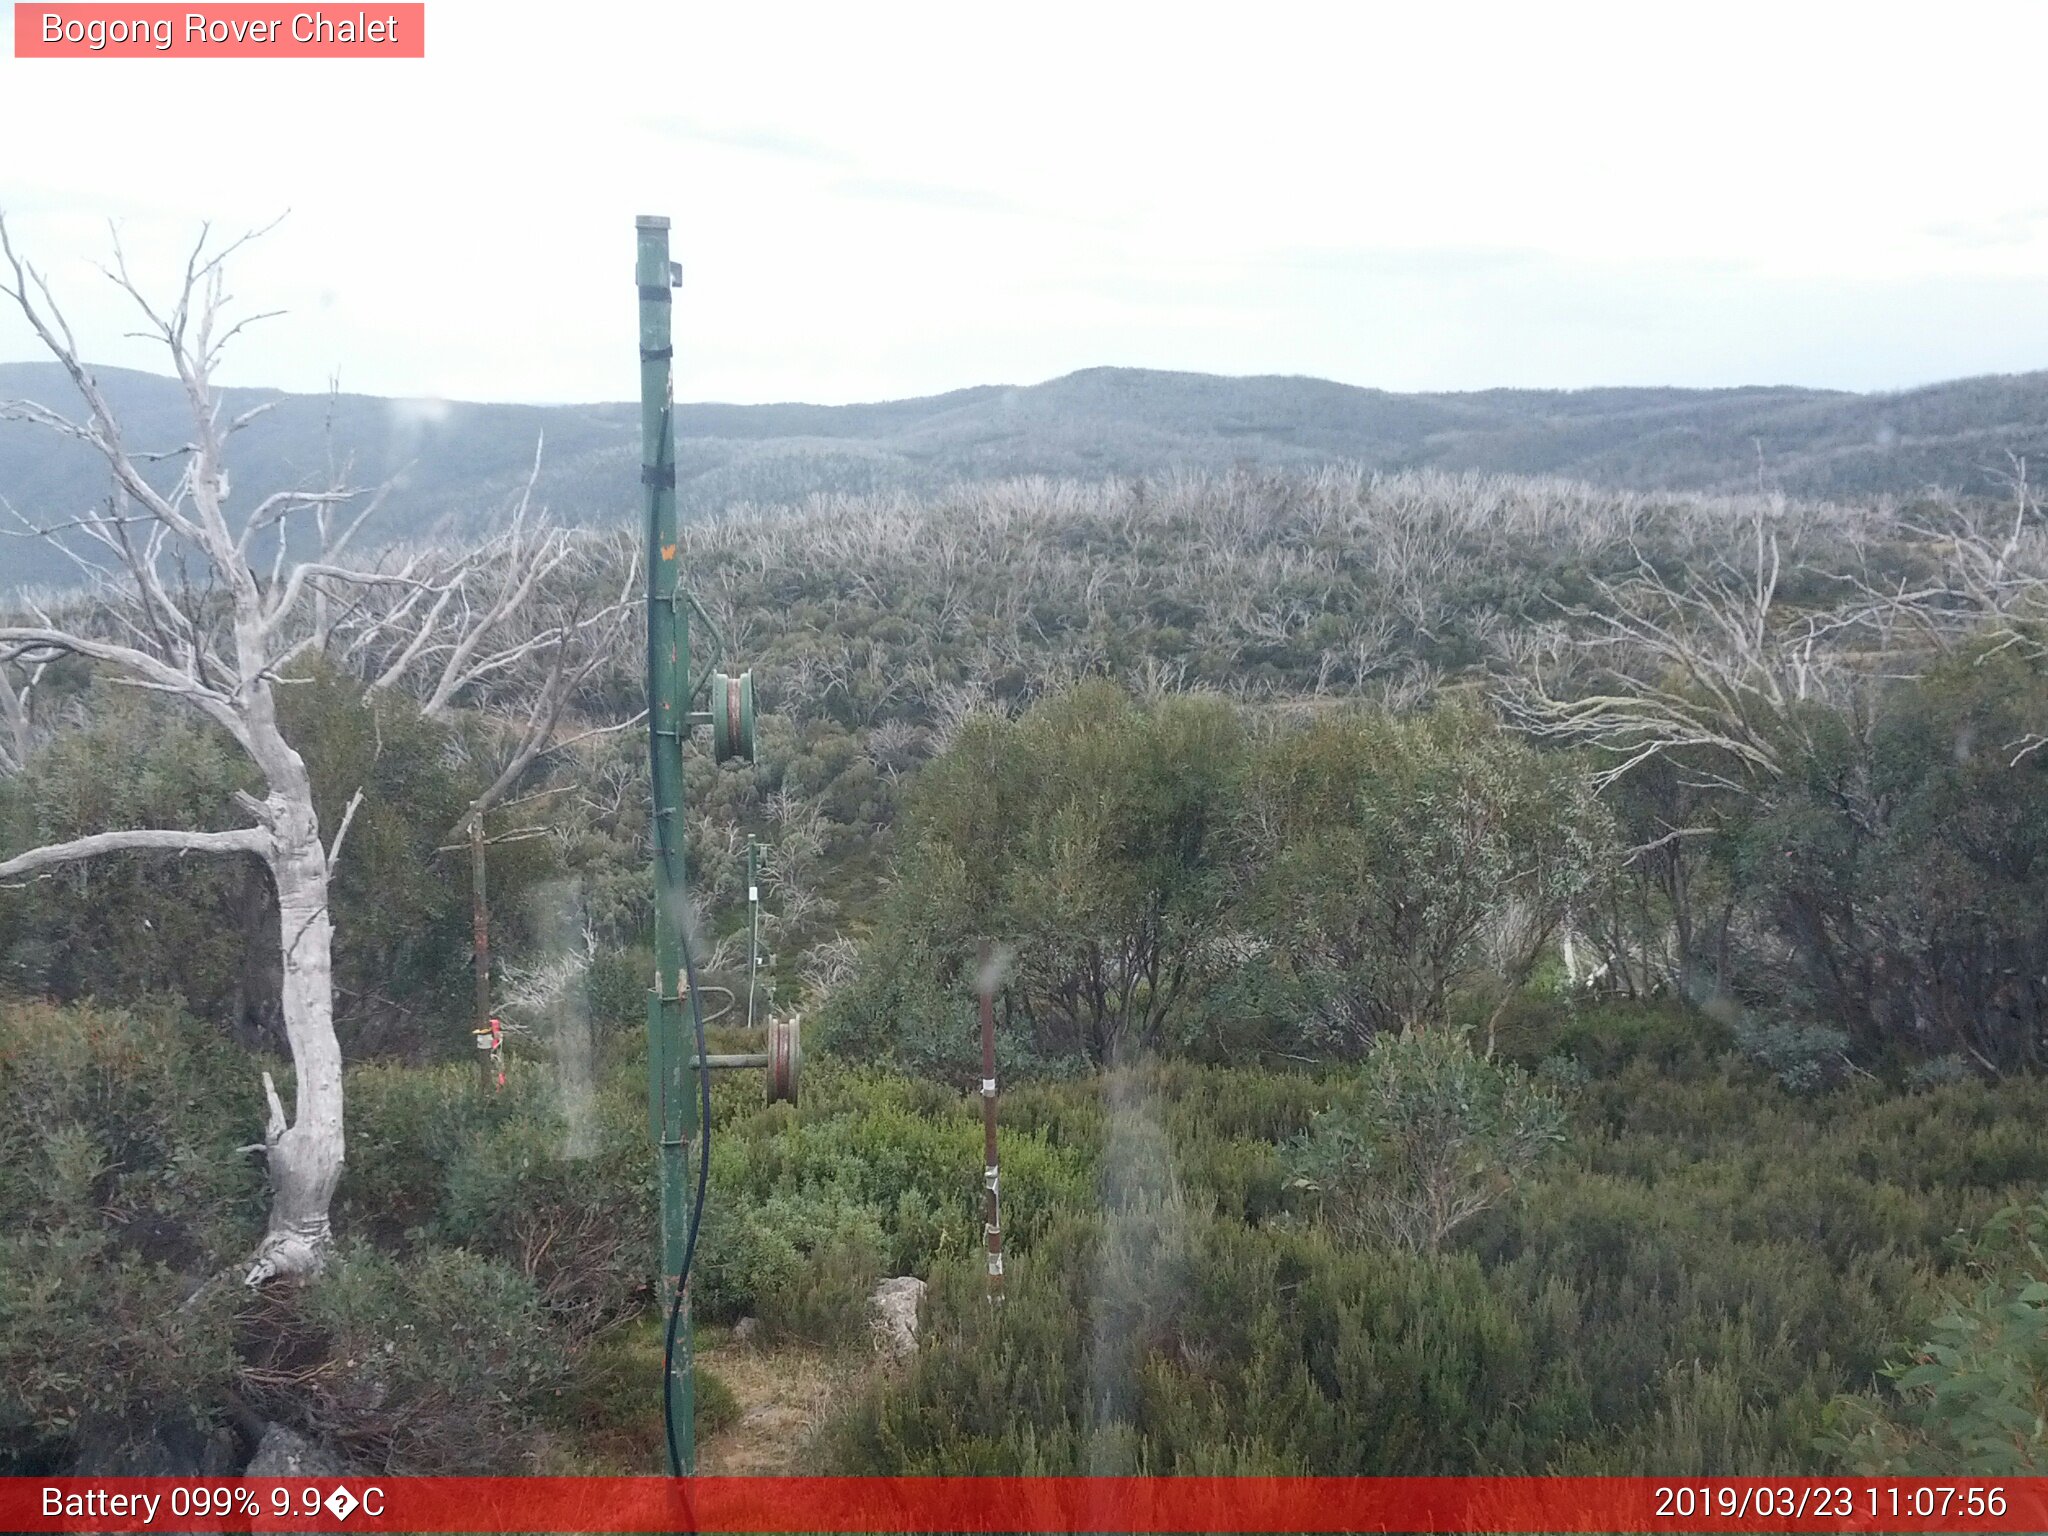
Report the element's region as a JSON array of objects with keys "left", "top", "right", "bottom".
[
  {"left": 469, "top": 809, "right": 493, "bottom": 1095},
  {"left": 979, "top": 939, "right": 1003, "bottom": 1299}
]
